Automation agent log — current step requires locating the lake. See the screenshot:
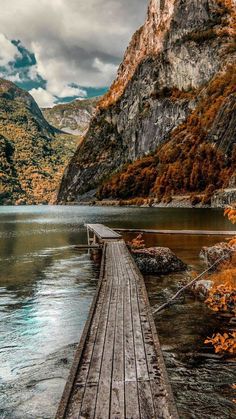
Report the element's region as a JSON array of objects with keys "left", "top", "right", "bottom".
[{"left": 0, "top": 206, "right": 235, "bottom": 418}]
